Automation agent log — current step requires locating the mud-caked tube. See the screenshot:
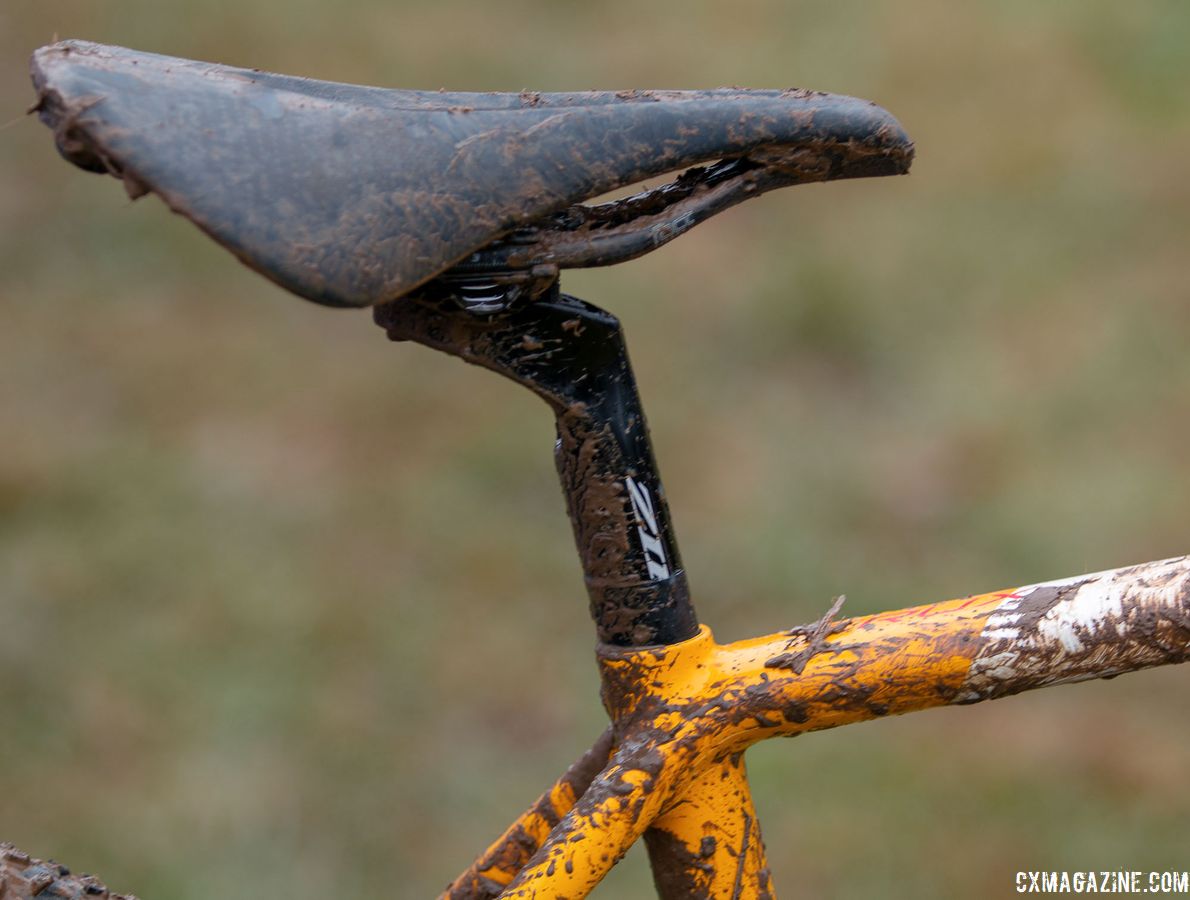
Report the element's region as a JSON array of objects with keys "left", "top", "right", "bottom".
[{"left": 0, "top": 843, "right": 135, "bottom": 900}]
